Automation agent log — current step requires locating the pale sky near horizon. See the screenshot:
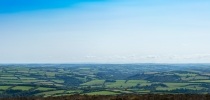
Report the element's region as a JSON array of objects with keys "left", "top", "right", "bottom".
[{"left": 0, "top": 0, "right": 210, "bottom": 63}]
